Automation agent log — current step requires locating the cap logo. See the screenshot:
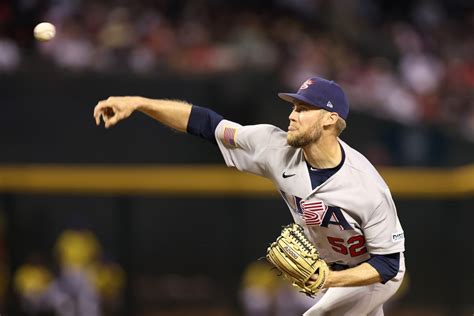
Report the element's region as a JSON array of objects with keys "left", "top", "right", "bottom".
[
  {"left": 299, "top": 78, "right": 316, "bottom": 90},
  {"left": 278, "top": 77, "right": 349, "bottom": 120}
]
